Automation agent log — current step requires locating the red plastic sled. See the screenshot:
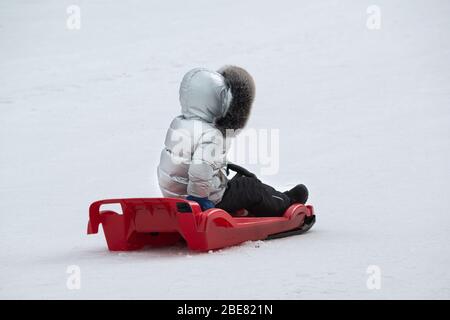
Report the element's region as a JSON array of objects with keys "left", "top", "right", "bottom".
[{"left": 87, "top": 198, "right": 315, "bottom": 251}]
